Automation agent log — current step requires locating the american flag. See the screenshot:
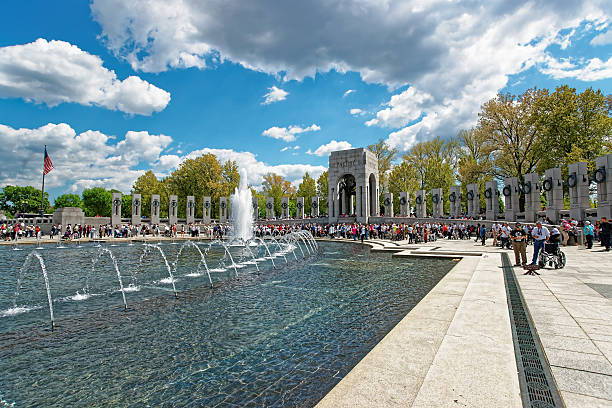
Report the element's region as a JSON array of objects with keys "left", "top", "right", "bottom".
[{"left": 43, "top": 147, "right": 54, "bottom": 175}]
